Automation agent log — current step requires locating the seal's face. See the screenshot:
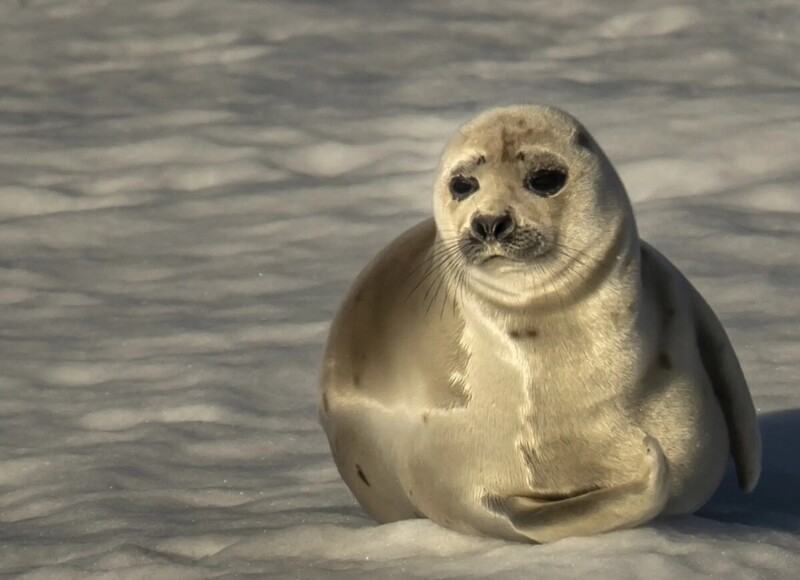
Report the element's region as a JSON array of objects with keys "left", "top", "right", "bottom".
[
  {"left": 452, "top": 154, "right": 566, "bottom": 266},
  {"left": 432, "top": 105, "right": 634, "bottom": 307}
]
